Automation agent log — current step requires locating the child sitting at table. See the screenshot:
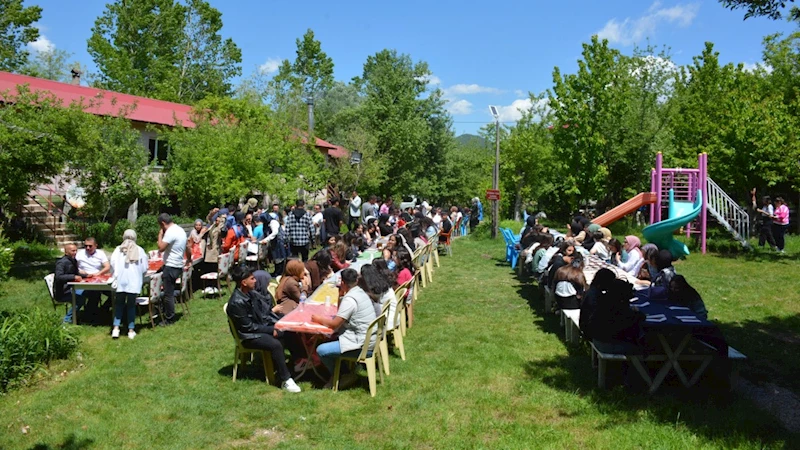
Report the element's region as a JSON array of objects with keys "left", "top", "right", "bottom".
[
  {"left": 311, "top": 268, "right": 378, "bottom": 389},
  {"left": 668, "top": 275, "right": 708, "bottom": 320}
]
